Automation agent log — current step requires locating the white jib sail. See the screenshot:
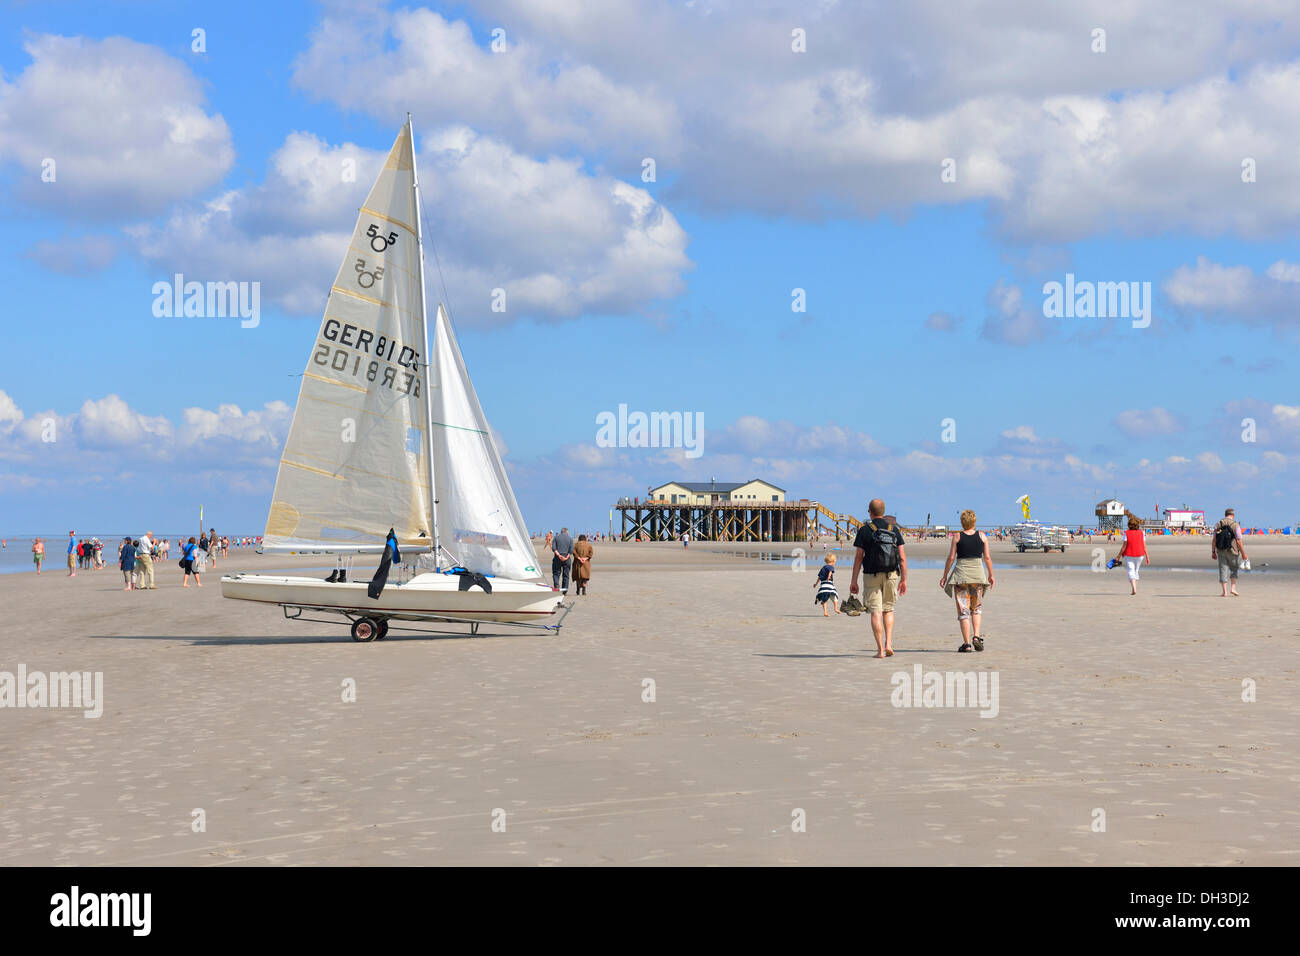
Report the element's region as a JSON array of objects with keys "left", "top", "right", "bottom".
[
  {"left": 263, "top": 124, "right": 432, "bottom": 553},
  {"left": 430, "top": 304, "right": 542, "bottom": 580}
]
